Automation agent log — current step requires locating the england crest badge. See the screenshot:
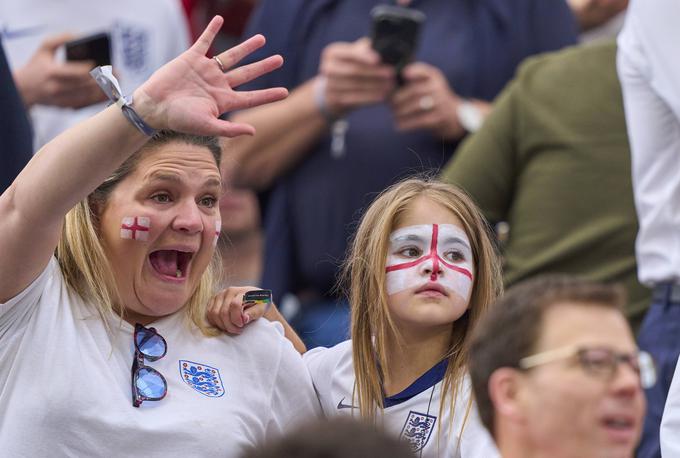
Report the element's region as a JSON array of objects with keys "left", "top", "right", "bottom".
[
  {"left": 400, "top": 411, "right": 437, "bottom": 452},
  {"left": 179, "top": 360, "right": 225, "bottom": 398}
]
